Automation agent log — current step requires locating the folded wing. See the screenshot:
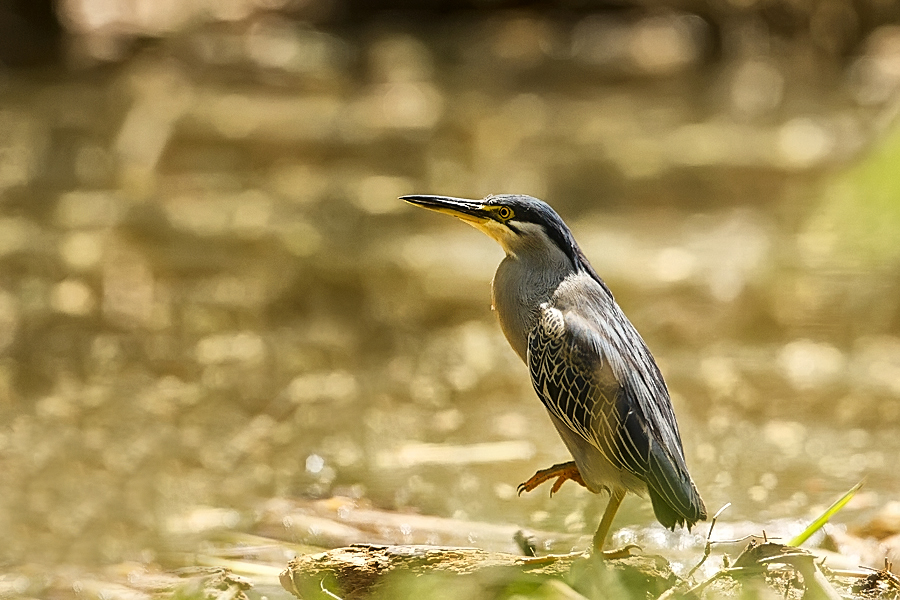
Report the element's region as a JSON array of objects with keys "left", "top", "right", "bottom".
[{"left": 527, "top": 276, "right": 706, "bottom": 529}]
